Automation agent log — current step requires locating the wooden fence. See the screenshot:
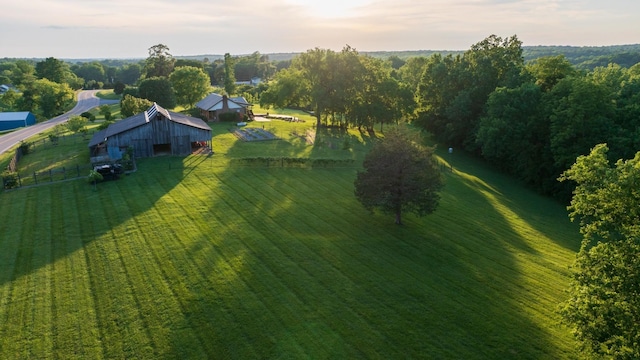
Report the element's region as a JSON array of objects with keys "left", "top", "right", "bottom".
[
  {"left": 6, "top": 146, "right": 24, "bottom": 172},
  {"left": 2, "top": 164, "right": 94, "bottom": 190}
]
